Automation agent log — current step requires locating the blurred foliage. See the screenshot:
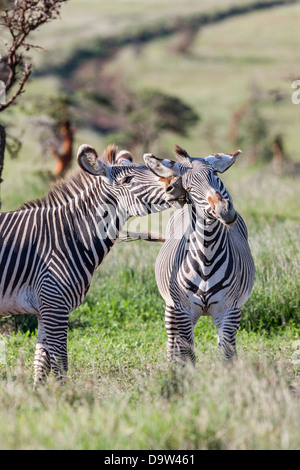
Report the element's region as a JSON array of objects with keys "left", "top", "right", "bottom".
[
  {"left": 229, "top": 85, "right": 286, "bottom": 164},
  {"left": 137, "top": 89, "right": 199, "bottom": 136},
  {"left": 235, "top": 104, "right": 273, "bottom": 164},
  {"left": 21, "top": 93, "right": 76, "bottom": 163},
  {"left": 0, "top": 0, "right": 13, "bottom": 10},
  {"left": 106, "top": 88, "right": 199, "bottom": 152}
]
